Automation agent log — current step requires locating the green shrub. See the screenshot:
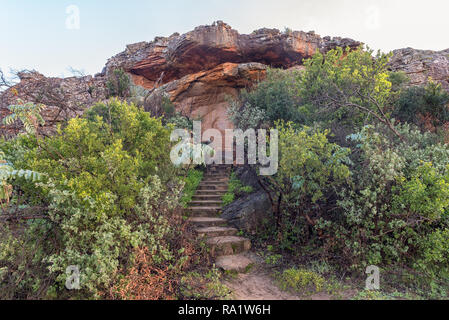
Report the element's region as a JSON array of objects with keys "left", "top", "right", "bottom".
[
  {"left": 352, "top": 290, "right": 391, "bottom": 300},
  {"left": 0, "top": 99, "right": 183, "bottom": 298},
  {"left": 277, "top": 268, "right": 325, "bottom": 295},
  {"left": 316, "top": 122, "right": 449, "bottom": 270},
  {"left": 393, "top": 81, "right": 449, "bottom": 129},
  {"left": 2, "top": 100, "right": 45, "bottom": 135},
  {"left": 298, "top": 46, "right": 398, "bottom": 141},
  {"left": 228, "top": 68, "right": 302, "bottom": 130},
  {"left": 388, "top": 71, "right": 410, "bottom": 92},
  {"left": 221, "top": 193, "right": 235, "bottom": 207},
  {"left": 161, "top": 96, "right": 176, "bottom": 118},
  {"left": 415, "top": 228, "right": 449, "bottom": 294},
  {"left": 258, "top": 121, "right": 350, "bottom": 250},
  {"left": 393, "top": 162, "right": 449, "bottom": 221},
  {"left": 167, "top": 112, "right": 194, "bottom": 130}
]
